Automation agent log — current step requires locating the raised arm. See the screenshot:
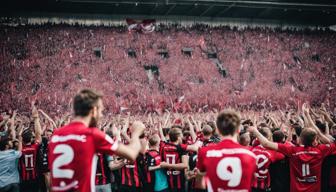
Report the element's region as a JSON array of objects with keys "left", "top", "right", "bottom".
[
  {"left": 186, "top": 117, "right": 197, "bottom": 142},
  {"left": 320, "top": 106, "right": 335, "bottom": 128},
  {"left": 115, "top": 121, "right": 145, "bottom": 161},
  {"left": 121, "top": 116, "right": 131, "bottom": 143},
  {"left": 38, "top": 109, "right": 57, "bottom": 129},
  {"left": 302, "top": 103, "right": 333, "bottom": 144},
  {"left": 158, "top": 122, "right": 166, "bottom": 142},
  {"left": 158, "top": 113, "right": 171, "bottom": 142},
  {"left": 111, "top": 123, "right": 121, "bottom": 142},
  {"left": 17, "top": 122, "right": 24, "bottom": 152},
  {"left": 249, "top": 126, "right": 278, "bottom": 151},
  {"left": 8, "top": 111, "right": 17, "bottom": 140},
  {"left": 32, "top": 104, "right": 42, "bottom": 143},
  {"left": 191, "top": 116, "right": 201, "bottom": 133}
]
